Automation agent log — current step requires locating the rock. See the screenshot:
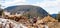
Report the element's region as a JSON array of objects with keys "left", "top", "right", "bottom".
[{"left": 0, "top": 18, "right": 28, "bottom": 28}]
